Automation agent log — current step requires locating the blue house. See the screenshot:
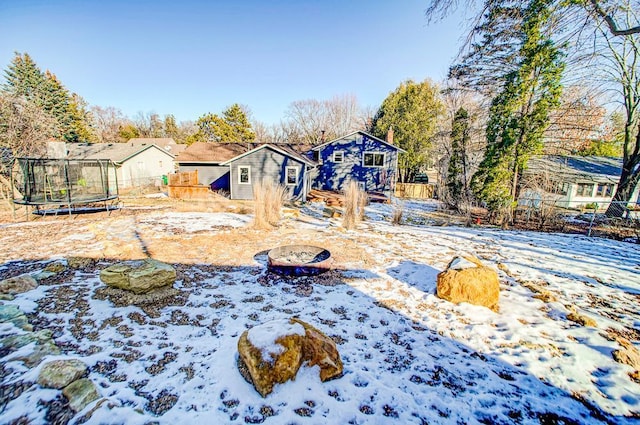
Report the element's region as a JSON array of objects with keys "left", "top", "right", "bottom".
[{"left": 310, "top": 131, "right": 405, "bottom": 194}]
